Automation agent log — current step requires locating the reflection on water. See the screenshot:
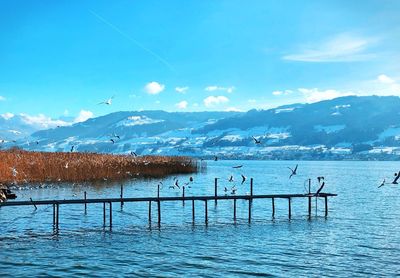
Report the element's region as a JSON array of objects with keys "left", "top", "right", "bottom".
[{"left": 1, "top": 160, "right": 400, "bottom": 277}]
